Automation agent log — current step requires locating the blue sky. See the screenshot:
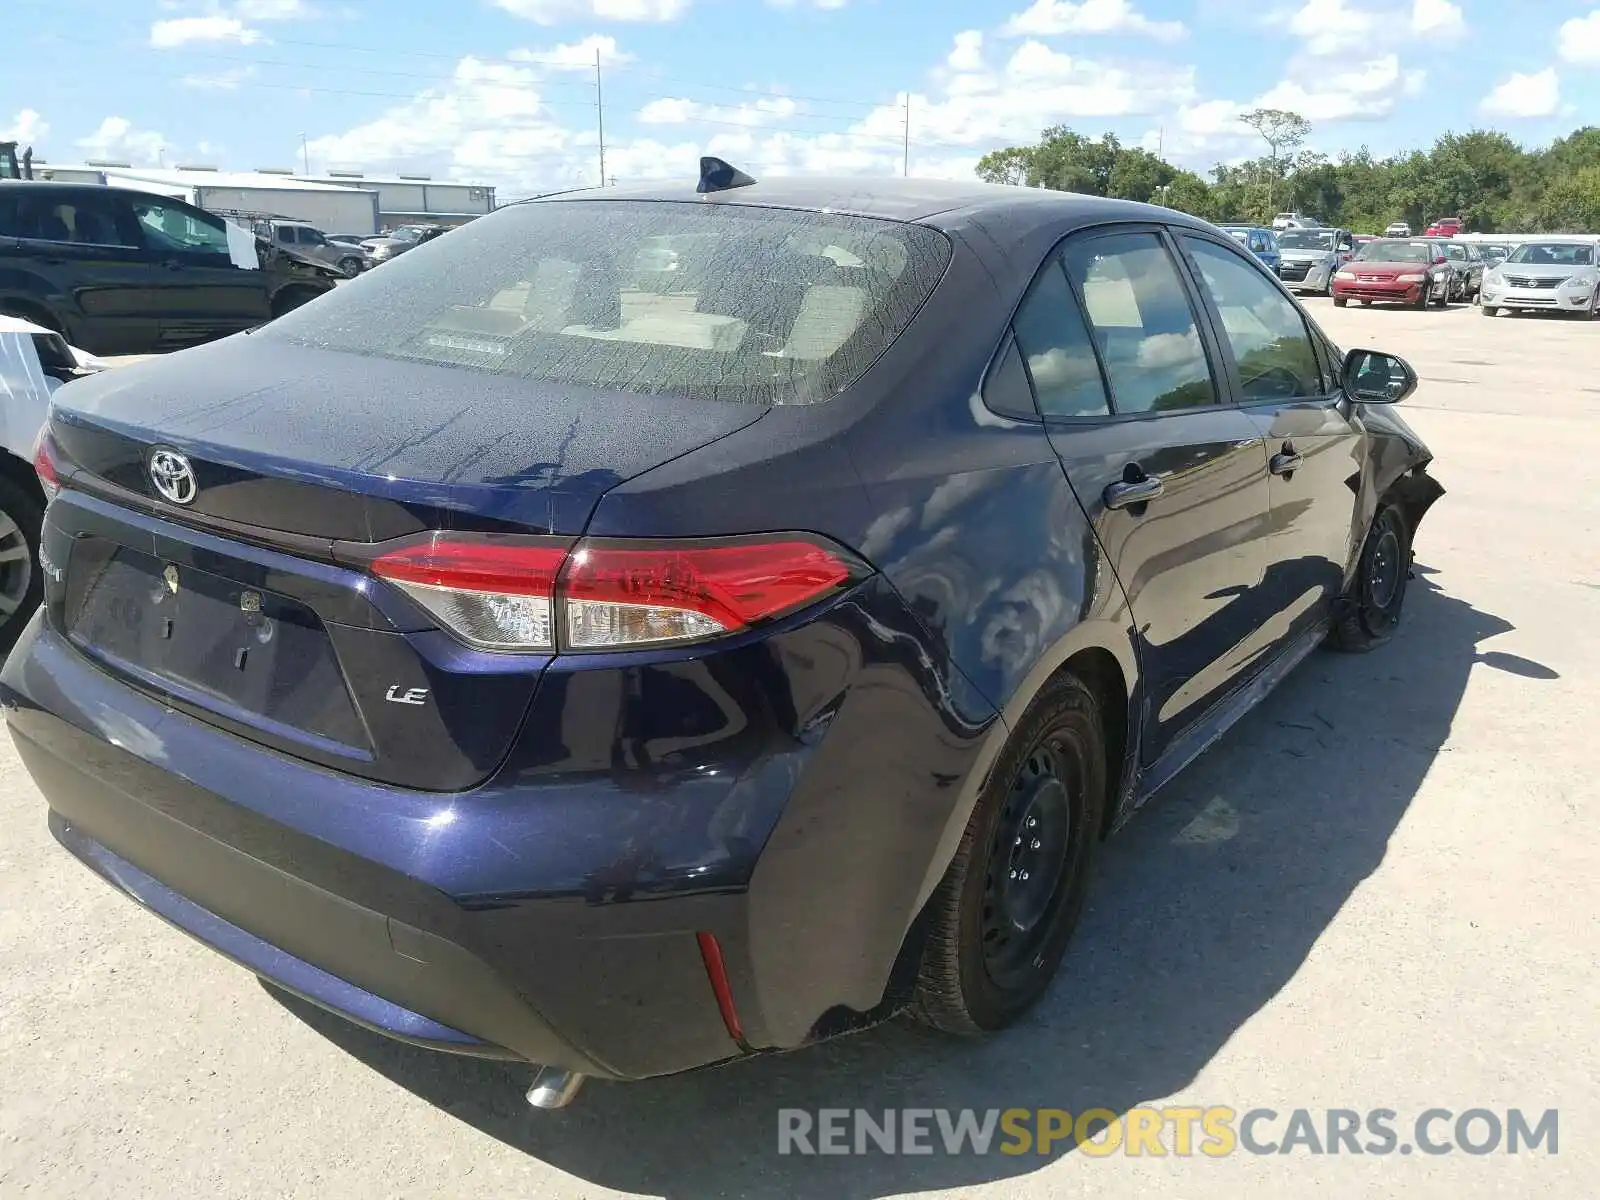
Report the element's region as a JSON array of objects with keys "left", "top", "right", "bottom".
[{"left": 7, "top": 0, "right": 1600, "bottom": 195}]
